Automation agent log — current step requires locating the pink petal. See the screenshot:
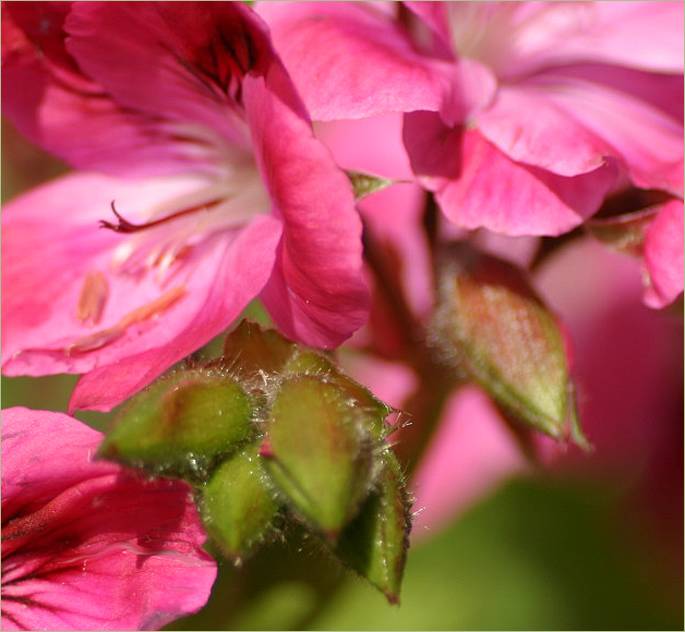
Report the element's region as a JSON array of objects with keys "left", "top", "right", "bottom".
[
  {"left": 404, "top": 115, "right": 617, "bottom": 236},
  {"left": 316, "top": 114, "right": 432, "bottom": 317},
  {"left": 315, "top": 113, "right": 414, "bottom": 180},
  {"left": 2, "top": 5, "right": 218, "bottom": 176},
  {"left": 477, "top": 87, "right": 611, "bottom": 177},
  {"left": 411, "top": 386, "right": 529, "bottom": 538},
  {"left": 644, "top": 199, "right": 684, "bottom": 308},
  {"left": 1, "top": 407, "right": 116, "bottom": 520},
  {"left": 2, "top": 173, "right": 282, "bottom": 410},
  {"left": 512, "top": 2, "right": 684, "bottom": 76},
  {"left": 242, "top": 71, "right": 369, "bottom": 348},
  {"left": 535, "top": 238, "right": 683, "bottom": 471},
  {"left": 69, "top": 215, "right": 282, "bottom": 411},
  {"left": 403, "top": 2, "right": 453, "bottom": 54},
  {"left": 64, "top": 3, "right": 260, "bottom": 151},
  {"left": 256, "top": 1, "right": 447, "bottom": 120},
  {"left": 2, "top": 407, "right": 216, "bottom": 631},
  {"left": 527, "top": 66, "right": 684, "bottom": 195}
]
